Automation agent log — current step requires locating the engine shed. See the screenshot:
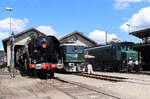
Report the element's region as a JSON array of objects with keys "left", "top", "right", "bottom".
[
  {"left": 2, "top": 27, "right": 45, "bottom": 67},
  {"left": 59, "top": 31, "right": 97, "bottom": 48},
  {"left": 129, "top": 28, "right": 150, "bottom": 43},
  {"left": 130, "top": 28, "right": 150, "bottom": 70}
]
